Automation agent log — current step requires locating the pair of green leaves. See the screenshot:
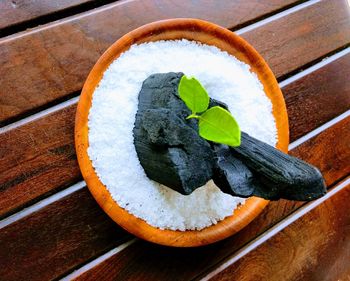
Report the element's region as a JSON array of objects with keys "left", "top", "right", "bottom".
[{"left": 178, "top": 75, "right": 241, "bottom": 147}]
